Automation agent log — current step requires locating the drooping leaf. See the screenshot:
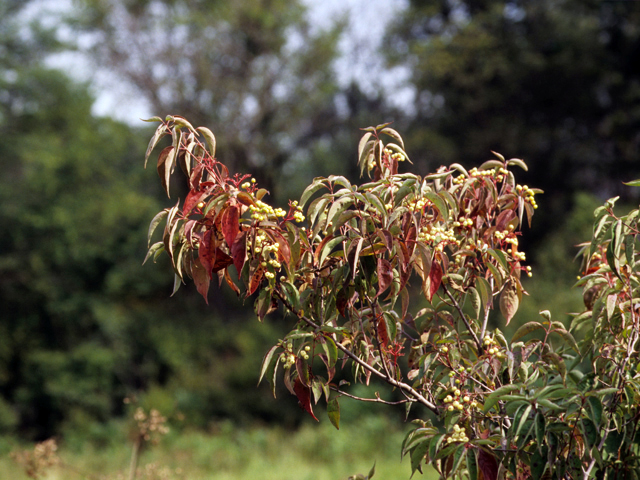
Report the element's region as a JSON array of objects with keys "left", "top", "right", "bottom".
[
  {"left": 466, "top": 448, "right": 478, "bottom": 480},
  {"left": 425, "top": 261, "right": 442, "bottom": 301},
  {"left": 511, "top": 321, "right": 545, "bottom": 343},
  {"left": 144, "top": 123, "right": 168, "bottom": 167},
  {"left": 255, "top": 289, "right": 272, "bottom": 322},
  {"left": 221, "top": 205, "right": 240, "bottom": 247},
  {"left": 376, "top": 258, "right": 394, "bottom": 298},
  {"left": 191, "top": 256, "right": 210, "bottom": 304},
  {"left": 258, "top": 345, "right": 279, "bottom": 386},
  {"left": 157, "top": 145, "right": 176, "bottom": 197},
  {"left": 293, "top": 377, "right": 318, "bottom": 421},
  {"left": 476, "top": 448, "right": 498, "bottom": 480},
  {"left": 248, "top": 264, "right": 265, "bottom": 295},
  {"left": 327, "top": 397, "right": 340, "bottom": 430},
  {"left": 147, "top": 210, "right": 168, "bottom": 246},
  {"left": 231, "top": 232, "right": 247, "bottom": 278},
  {"left": 500, "top": 279, "right": 519, "bottom": 325},
  {"left": 196, "top": 126, "right": 216, "bottom": 158}
]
